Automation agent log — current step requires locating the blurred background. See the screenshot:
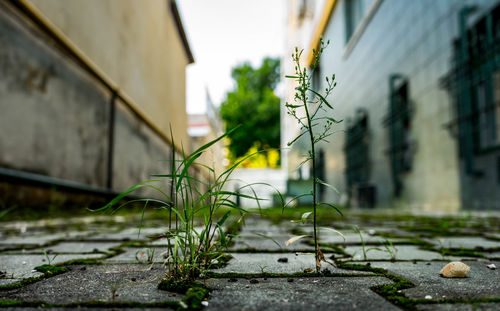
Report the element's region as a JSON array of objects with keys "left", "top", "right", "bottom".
[{"left": 0, "top": 0, "right": 499, "bottom": 218}]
